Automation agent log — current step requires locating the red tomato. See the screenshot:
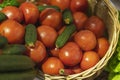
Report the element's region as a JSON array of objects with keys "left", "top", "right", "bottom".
[
  {"left": 50, "top": 0, "right": 70, "bottom": 10},
  {"left": 73, "top": 12, "right": 88, "bottom": 30},
  {"left": 37, "top": 25, "right": 58, "bottom": 47},
  {"left": 80, "top": 51, "right": 100, "bottom": 70},
  {"left": 74, "top": 30, "right": 97, "bottom": 51},
  {"left": 95, "top": 37, "right": 109, "bottom": 58},
  {"left": 70, "top": 0, "right": 88, "bottom": 13},
  {"left": 35, "top": 0, "right": 50, "bottom": 5},
  {"left": 1, "top": 6, "right": 23, "bottom": 23},
  {"left": 50, "top": 47, "right": 60, "bottom": 57},
  {"left": 0, "top": 19, "right": 25, "bottom": 44},
  {"left": 84, "top": 16, "right": 105, "bottom": 38},
  {"left": 19, "top": 2, "right": 39, "bottom": 24},
  {"left": 27, "top": 41, "right": 46, "bottom": 63},
  {"left": 42, "top": 57, "right": 64, "bottom": 75},
  {"left": 40, "top": 8, "right": 62, "bottom": 30},
  {"left": 59, "top": 42, "right": 83, "bottom": 66}
]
